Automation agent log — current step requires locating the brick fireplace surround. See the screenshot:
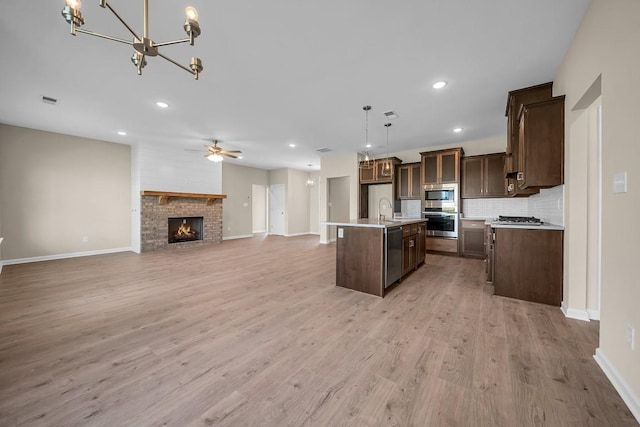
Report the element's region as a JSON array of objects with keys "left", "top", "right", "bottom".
[{"left": 140, "top": 191, "right": 226, "bottom": 253}]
